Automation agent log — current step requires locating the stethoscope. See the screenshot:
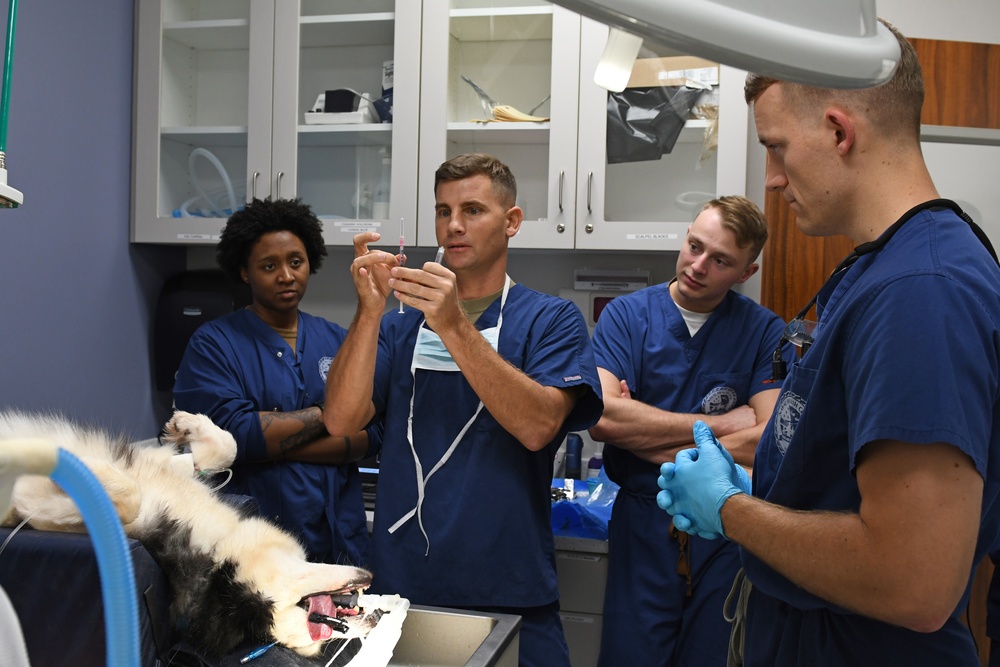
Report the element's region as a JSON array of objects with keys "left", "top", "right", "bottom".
[{"left": 769, "top": 199, "right": 999, "bottom": 382}]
